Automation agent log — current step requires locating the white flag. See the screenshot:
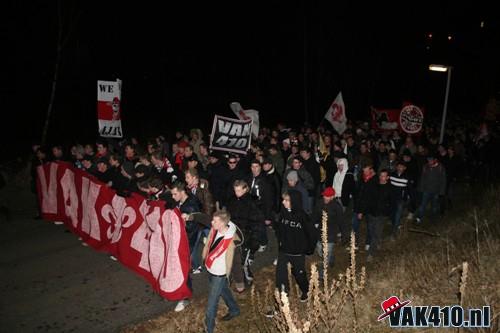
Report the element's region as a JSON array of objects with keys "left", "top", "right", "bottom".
[
  {"left": 97, "top": 78, "right": 123, "bottom": 138},
  {"left": 324, "top": 92, "right": 347, "bottom": 135},
  {"left": 230, "top": 102, "right": 260, "bottom": 138}
]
